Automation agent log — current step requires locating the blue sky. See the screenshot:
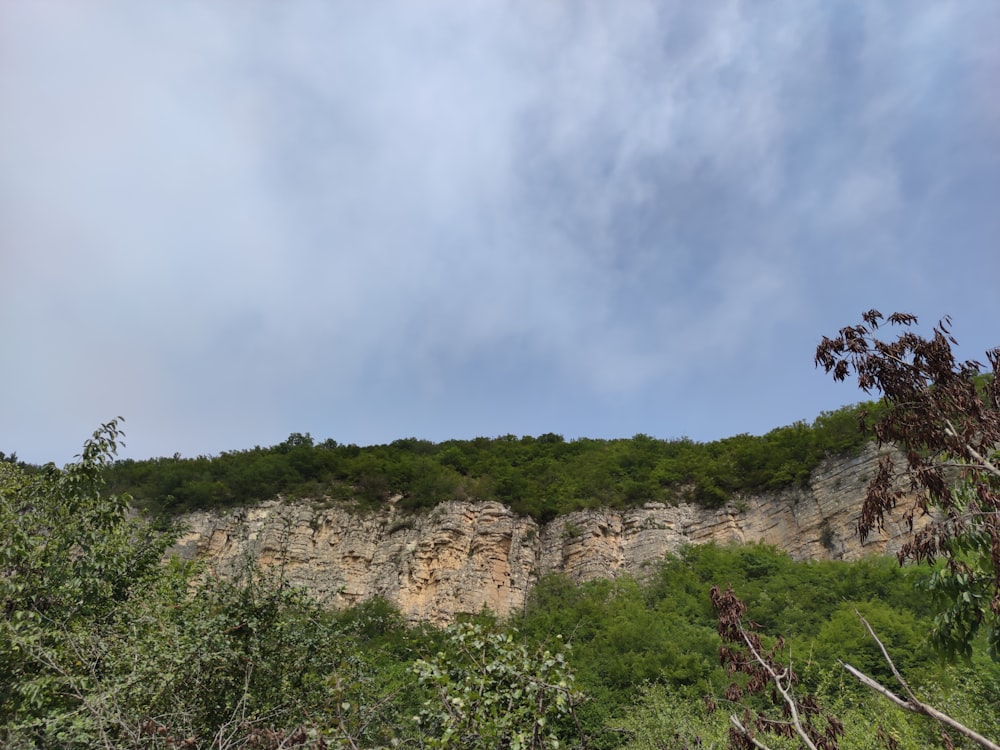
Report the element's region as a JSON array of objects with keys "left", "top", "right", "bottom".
[{"left": 2, "top": 1, "right": 999, "bottom": 465}]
